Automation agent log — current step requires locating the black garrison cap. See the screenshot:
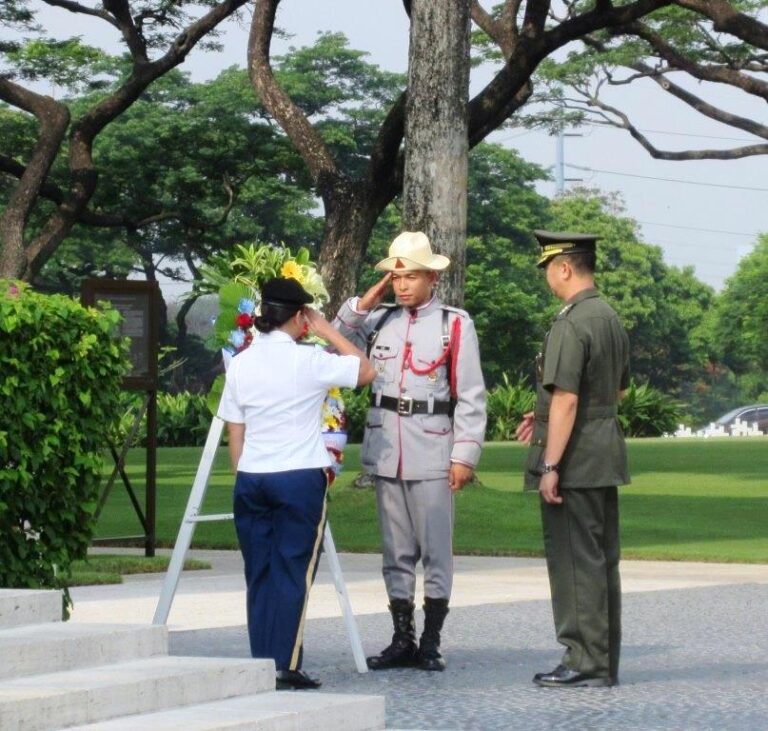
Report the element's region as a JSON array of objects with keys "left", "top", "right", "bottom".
[
  {"left": 534, "top": 230, "right": 599, "bottom": 268},
  {"left": 261, "top": 277, "right": 314, "bottom": 307}
]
